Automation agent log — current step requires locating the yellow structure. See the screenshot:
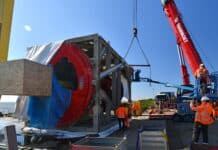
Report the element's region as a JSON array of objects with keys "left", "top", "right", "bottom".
[{"left": 0, "top": 0, "right": 14, "bottom": 62}]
